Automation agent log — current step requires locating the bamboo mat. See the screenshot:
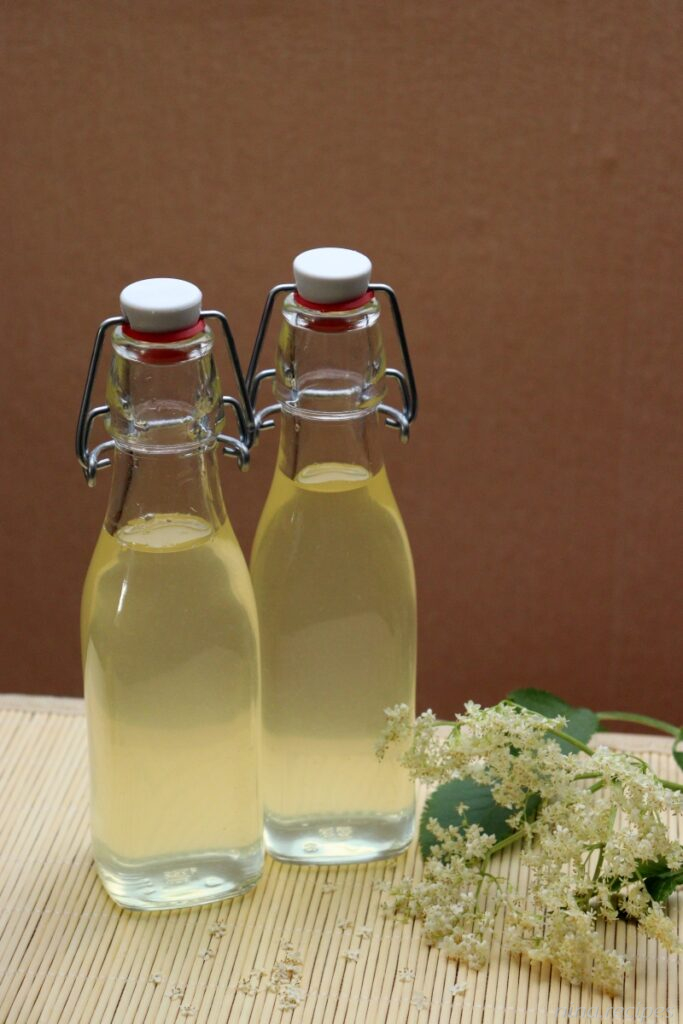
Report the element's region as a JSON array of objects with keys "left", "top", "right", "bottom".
[{"left": 0, "top": 694, "right": 680, "bottom": 1024}]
